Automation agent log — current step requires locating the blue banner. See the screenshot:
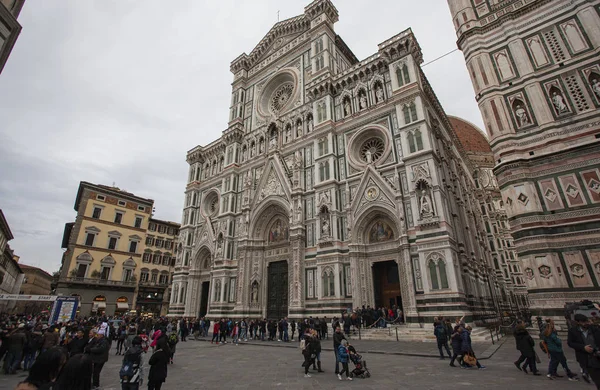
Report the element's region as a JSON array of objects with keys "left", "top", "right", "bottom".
[{"left": 49, "top": 296, "right": 79, "bottom": 325}]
